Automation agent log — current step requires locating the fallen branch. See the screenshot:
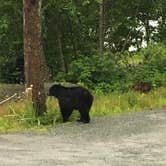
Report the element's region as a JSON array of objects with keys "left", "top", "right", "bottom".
[{"left": 0, "top": 93, "right": 17, "bottom": 105}]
